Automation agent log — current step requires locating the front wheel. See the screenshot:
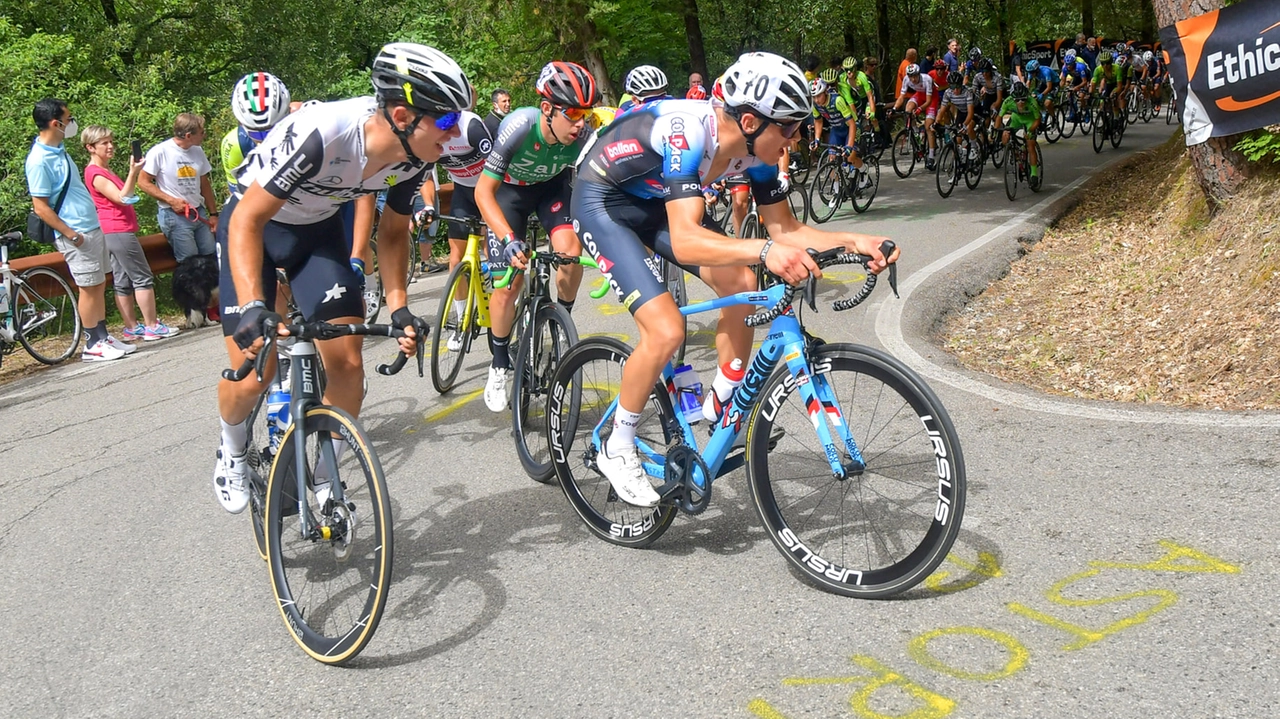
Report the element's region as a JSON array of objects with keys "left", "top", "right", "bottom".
[
  {"left": 1092, "top": 114, "right": 1106, "bottom": 153},
  {"left": 851, "top": 157, "right": 879, "bottom": 214},
  {"left": 962, "top": 136, "right": 984, "bottom": 190},
  {"left": 266, "top": 406, "right": 392, "bottom": 664},
  {"left": 547, "top": 338, "right": 678, "bottom": 548},
  {"left": 809, "top": 158, "right": 843, "bottom": 223},
  {"left": 892, "top": 128, "right": 916, "bottom": 178},
  {"left": 1060, "top": 104, "right": 1076, "bottom": 138},
  {"left": 430, "top": 260, "right": 474, "bottom": 394},
  {"left": 786, "top": 182, "right": 810, "bottom": 224},
  {"left": 1004, "top": 143, "right": 1019, "bottom": 201},
  {"left": 14, "top": 267, "right": 81, "bottom": 364},
  {"left": 935, "top": 144, "right": 958, "bottom": 199},
  {"left": 513, "top": 303, "right": 579, "bottom": 483},
  {"left": 747, "top": 343, "right": 965, "bottom": 598},
  {"left": 1043, "top": 108, "right": 1061, "bottom": 143}
]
